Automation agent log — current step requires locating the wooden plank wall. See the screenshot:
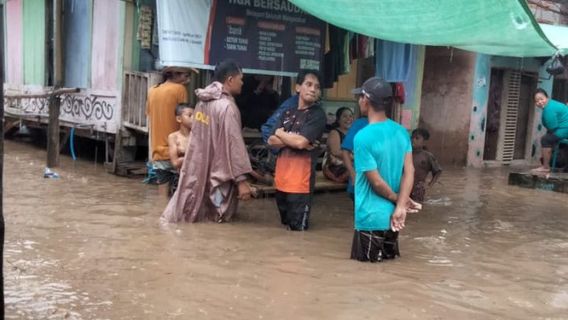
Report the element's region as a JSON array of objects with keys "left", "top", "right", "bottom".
[
  {"left": 63, "top": 0, "right": 91, "bottom": 88},
  {"left": 23, "top": 0, "right": 46, "bottom": 85},
  {"left": 91, "top": 0, "right": 120, "bottom": 92},
  {"left": 6, "top": 0, "right": 23, "bottom": 86}
]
